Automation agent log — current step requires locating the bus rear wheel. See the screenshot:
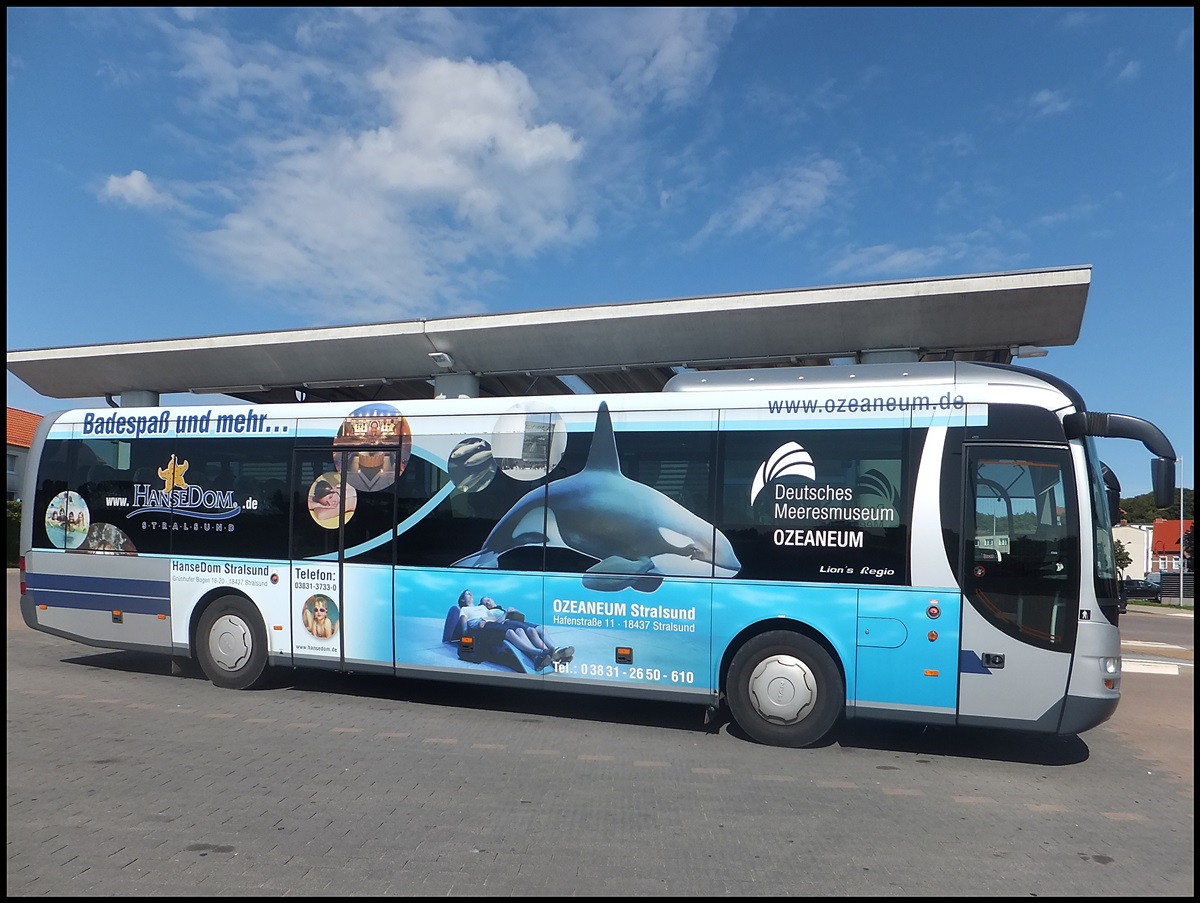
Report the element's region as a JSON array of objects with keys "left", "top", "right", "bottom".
[
  {"left": 727, "top": 631, "right": 843, "bottom": 748},
  {"left": 196, "top": 595, "right": 269, "bottom": 690}
]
